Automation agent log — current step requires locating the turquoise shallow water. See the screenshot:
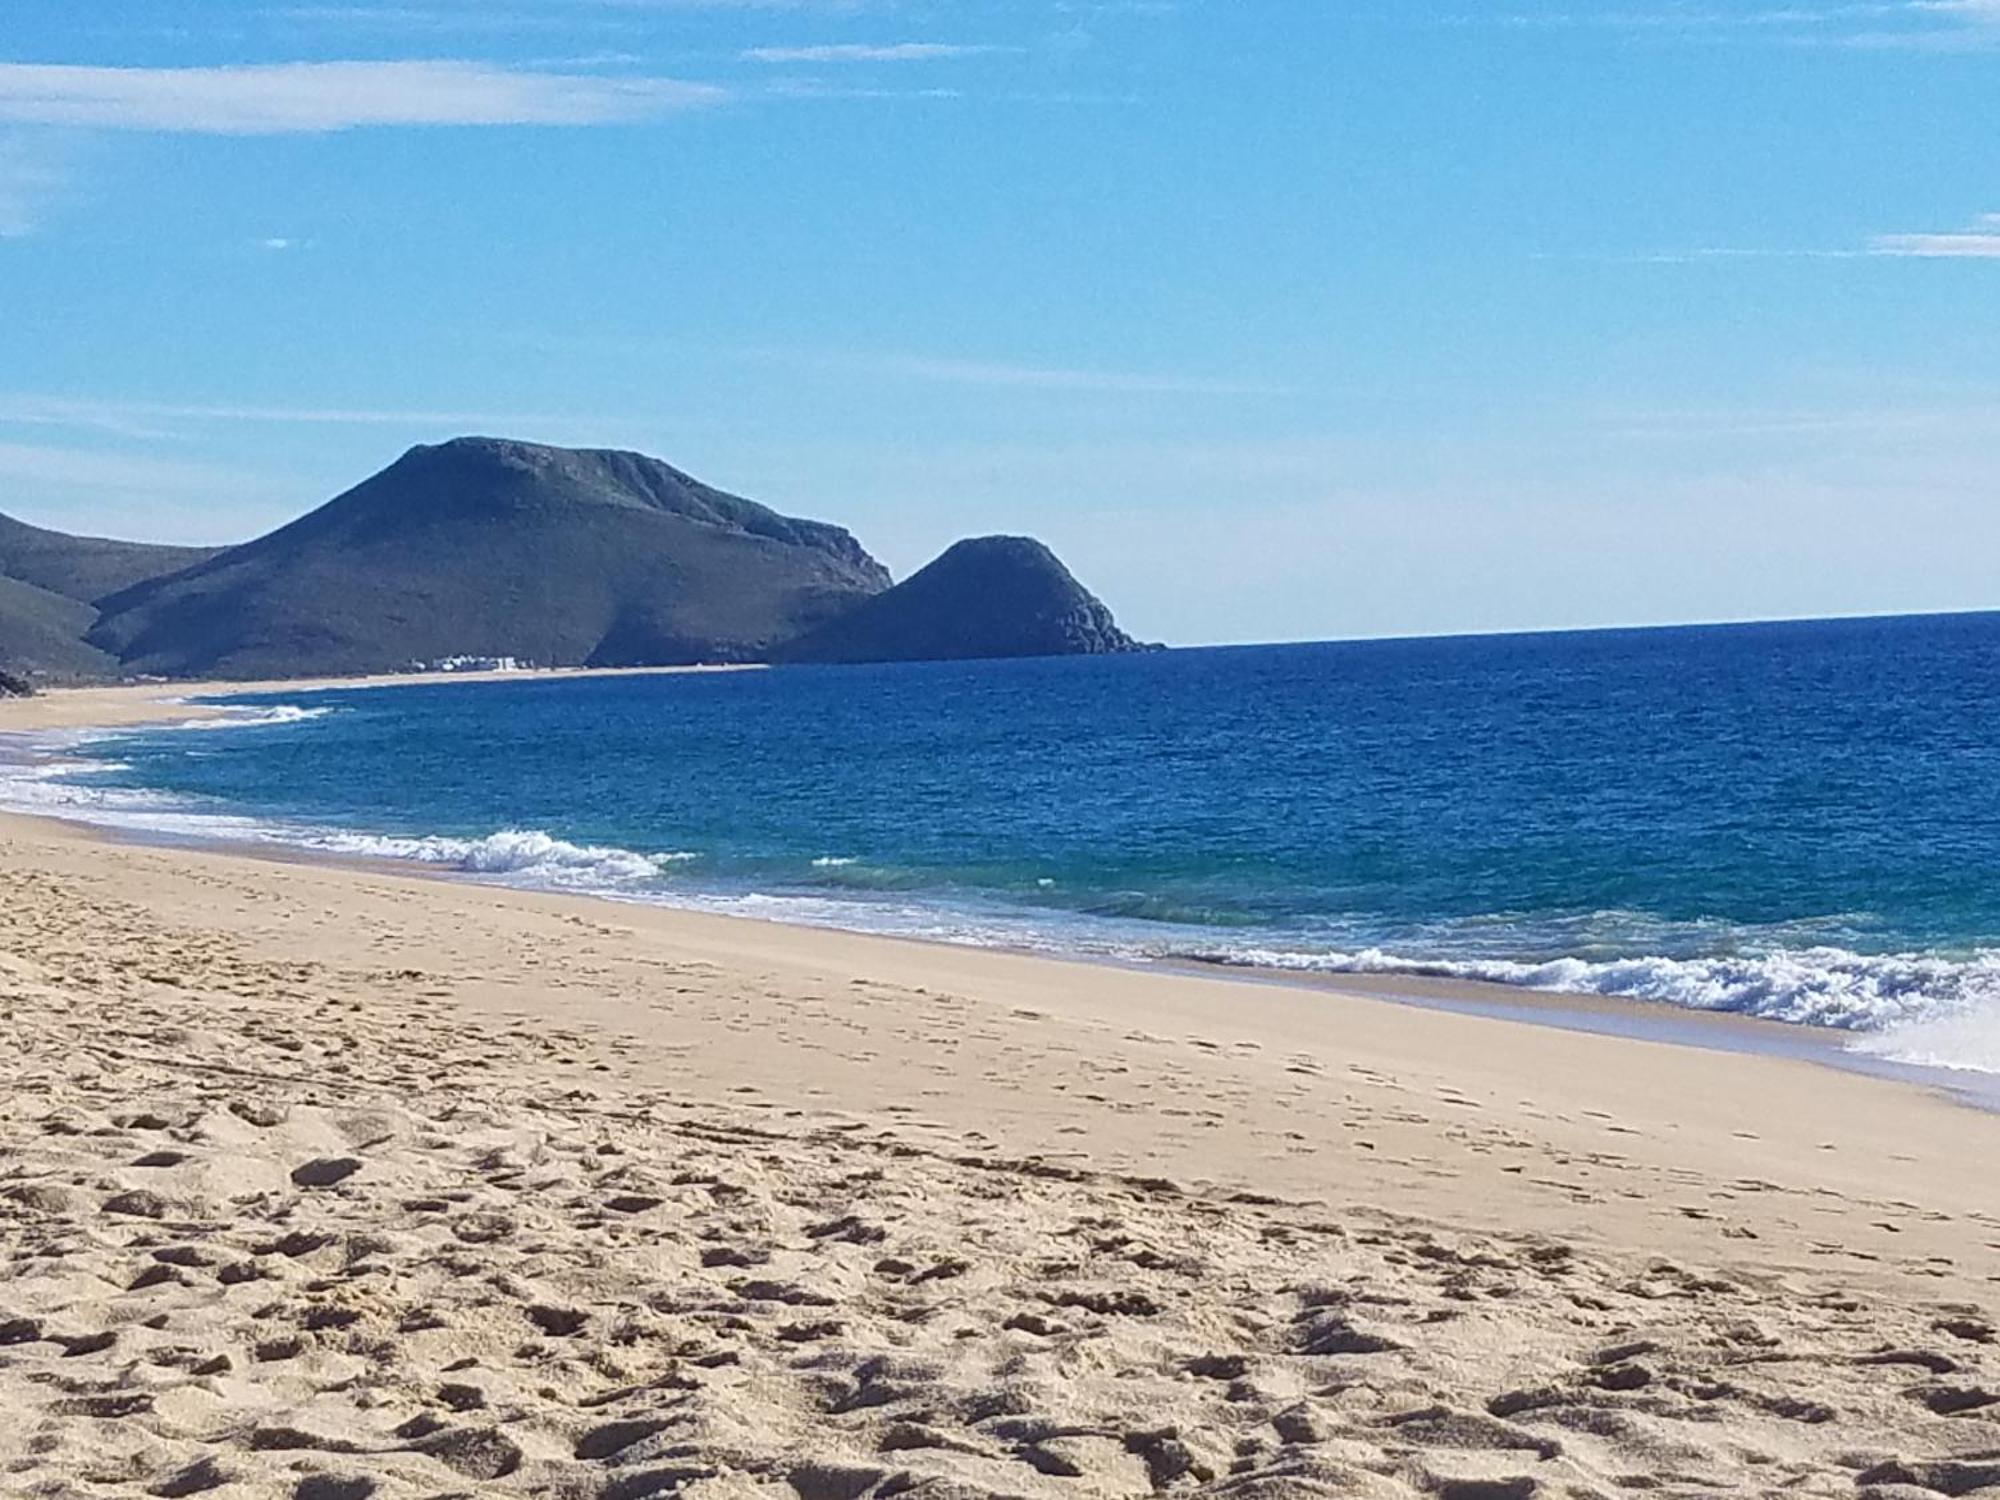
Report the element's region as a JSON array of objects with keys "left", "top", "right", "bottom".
[{"left": 10, "top": 611, "right": 2000, "bottom": 1071}]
